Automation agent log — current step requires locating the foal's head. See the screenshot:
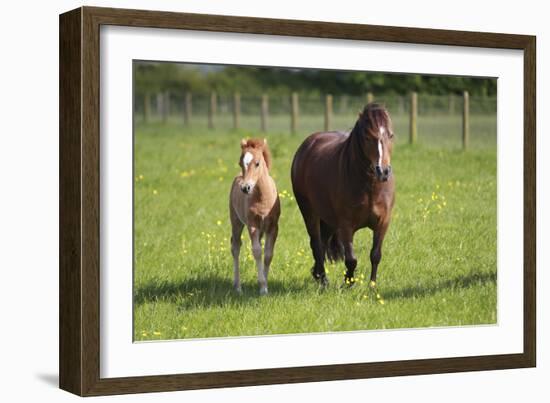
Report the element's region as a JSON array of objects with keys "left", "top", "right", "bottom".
[
  {"left": 355, "top": 103, "right": 394, "bottom": 182},
  {"left": 239, "top": 138, "right": 272, "bottom": 194}
]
